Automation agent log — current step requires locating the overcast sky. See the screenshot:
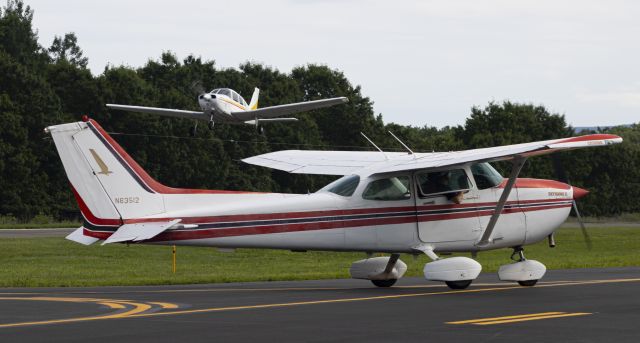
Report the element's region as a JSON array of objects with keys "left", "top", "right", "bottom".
[{"left": 25, "top": 0, "right": 640, "bottom": 128}]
